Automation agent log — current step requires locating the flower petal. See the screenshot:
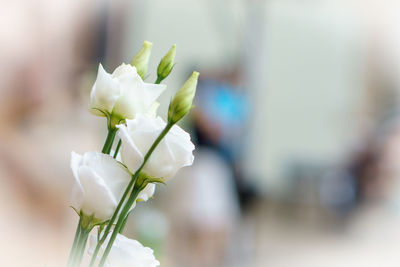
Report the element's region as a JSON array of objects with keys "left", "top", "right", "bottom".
[
  {"left": 89, "top": 233, "right": 160, "bottom": 267},
  {"left": 70, "top": 152, "right": 84, "bottom": 211},
  {"left": 118, "top": 124, "right": 144, "bottom": 174},
  {"left": 137, "top": 183, "right": 156, "bottom": 202},
  {"left": 82, "top": 152, "right": 131, "bottom": 201},
  {"left": 78, "top": 166, "right": 118, "bottom": 220},
  {"left": 119, "top": 115, "right": 195, "bottom": 180},
  {"left": 89, "top": 64, "right": 121, "bottom": 116}
]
